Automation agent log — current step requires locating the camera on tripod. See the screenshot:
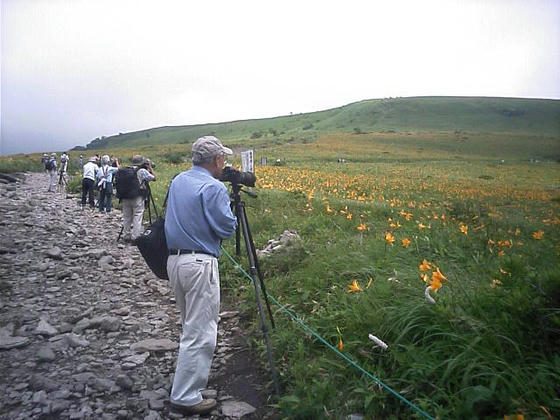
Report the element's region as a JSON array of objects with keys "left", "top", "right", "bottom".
[{"left": 220, "top": 165, "right": 256, "bottom": 187}]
